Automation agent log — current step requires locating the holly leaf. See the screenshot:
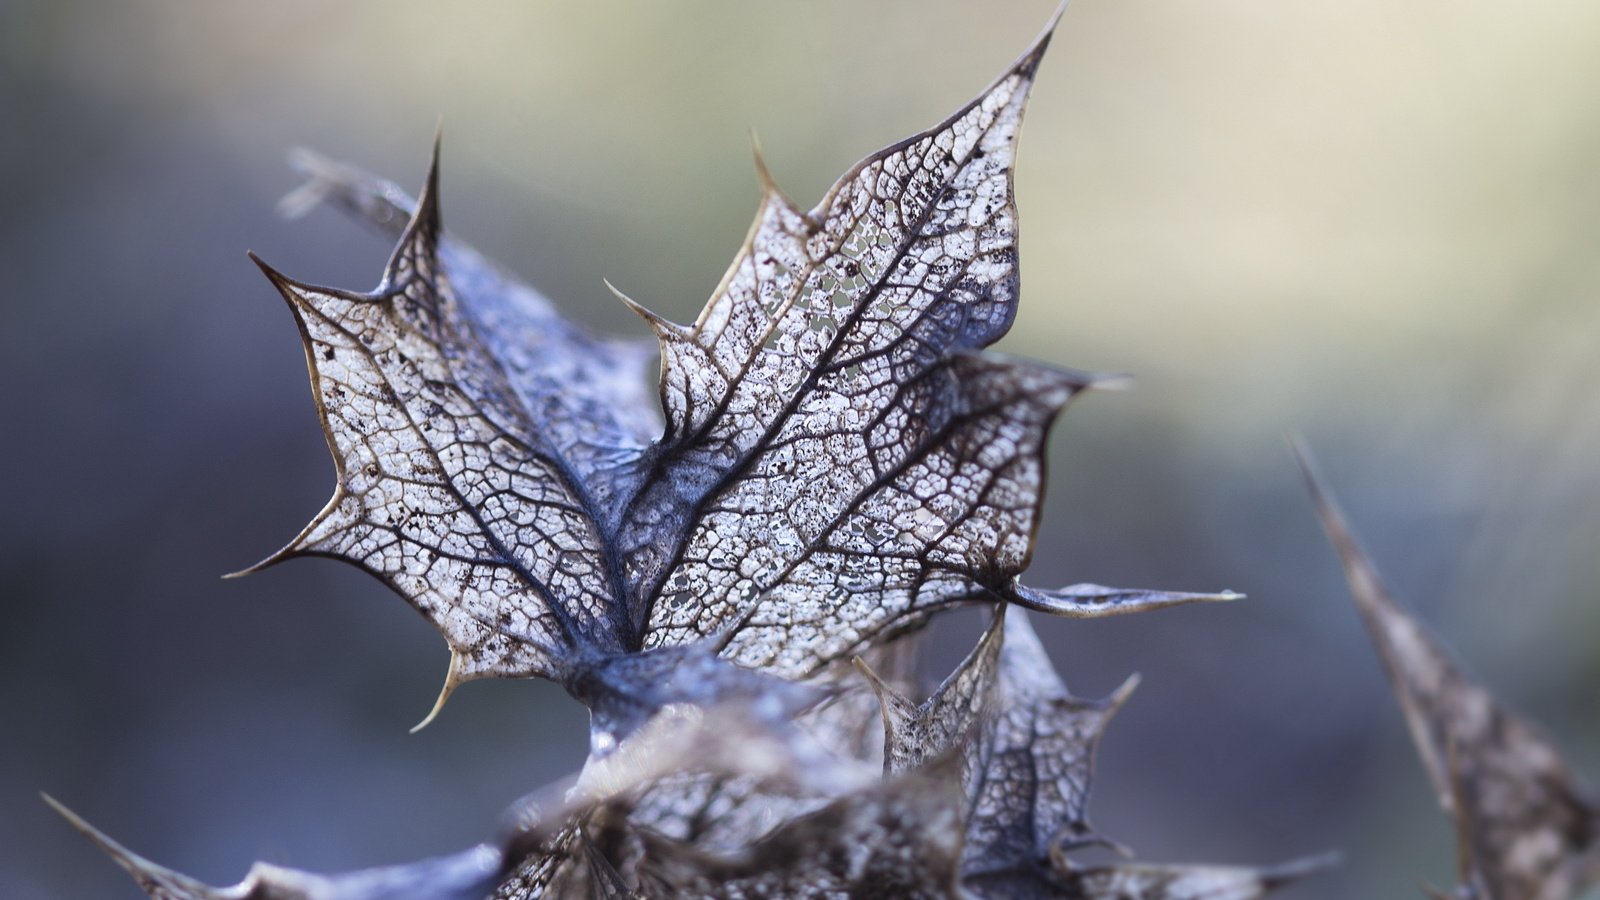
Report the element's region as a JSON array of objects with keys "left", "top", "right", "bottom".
[
  {"left": 860, "top": 606, "right": 1331, "bottom": 898},
  {"left": 966, "top": 609, "right": 1136, "bottom": 876},
  {"left": 621, "top": 642, "right": 907, "bottom": 853},
  {"left": 43, "top": 793, "right": 502, "bottom": 900},
  {"left": 859, "top": 604, "right": 1136, "bottom": 878},
  {"left": 1293, "top": 439, "right": 1600, "bottom": 900},
  {"left": 60, "top": 7, "right": 1274, "bottom": 899},
  {"left": 631, "top": 753, "right": 968, "bottom": 899},
  {"left": 1045, "top": 853, "right": 1341, "bottom": 900},
  {"left": 244, "top": 6, "right": 1236, "bottom": 739},
  {"left": 50, "top": 698, "right": 875, "bottom": 900}
]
